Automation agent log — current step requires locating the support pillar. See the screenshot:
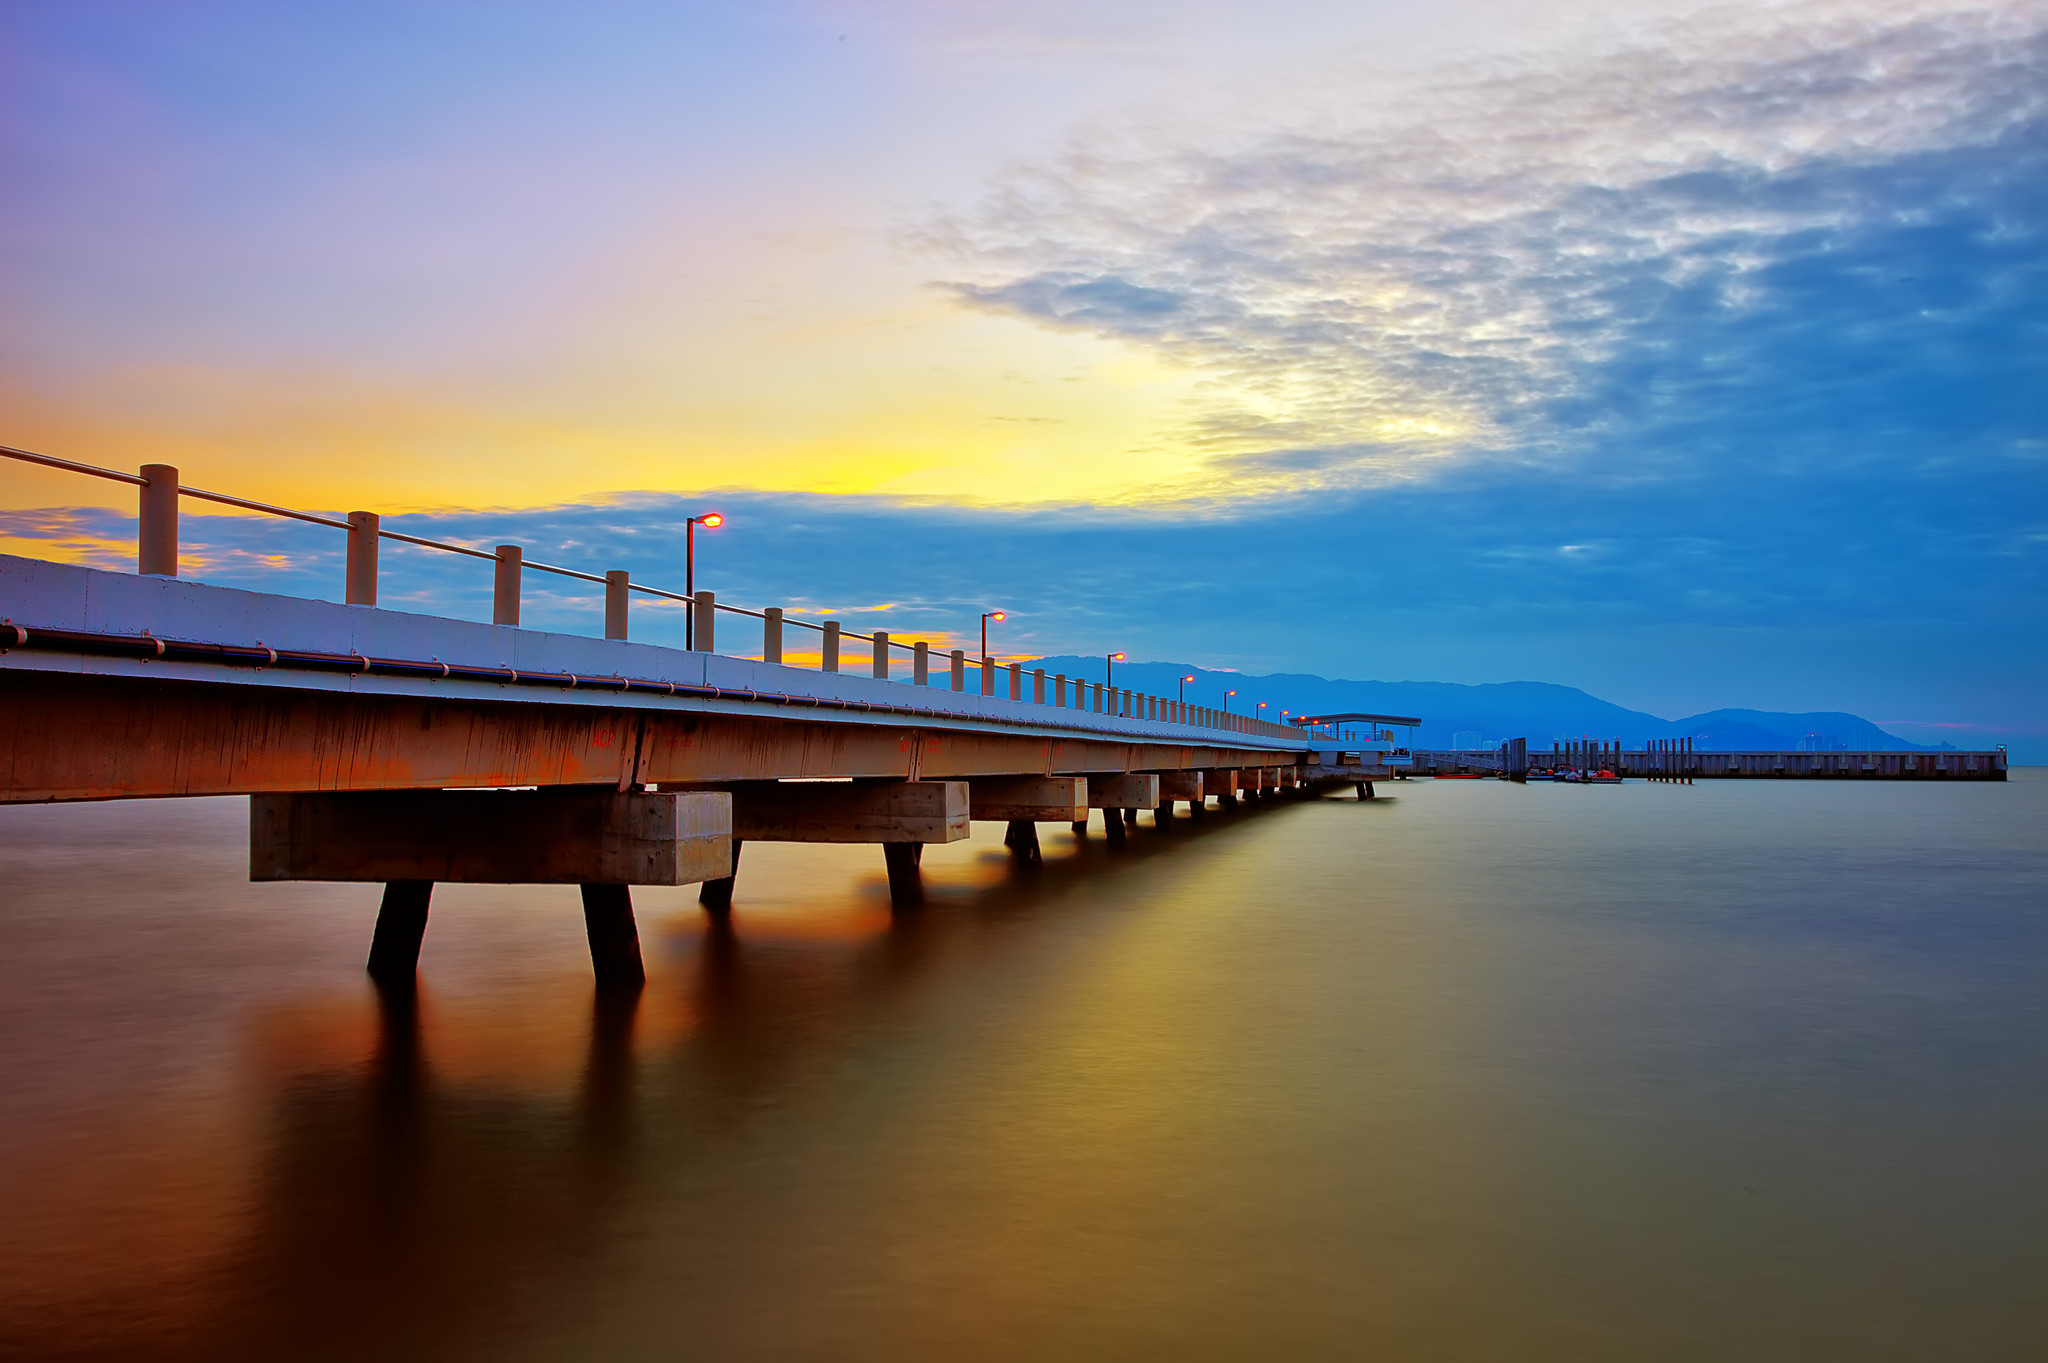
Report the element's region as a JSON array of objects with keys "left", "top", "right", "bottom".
[
  {"left": 1122, "top": 806, "right": 1139, "bottom": 829},
  {"left": 581, "top": 884, "right": 646, "bottom": 988},
  {"left": 693, "top": 592, "right": 716, "bottom": 652},
  {"left": 605, "top": 570, "right": 630, "bottom": 640},
  {"left": 346, "top": 511, "right": 380, "bottom": 606},
  {"left": 1003, "top": 819, "right": 1042, "bottom": 864},
  {"left": 1103, "top": 811, "right": 1126, "bottom": 844},
  {"left": 493, "top": 545, "right": 522, "bottom": 626},
  {"left": 698, "top": 839, "right": 743, "bottom": 913},
  {"left": 882, "top": 841, "right": 924, "bottom": 907},
  {"left": 1357, "top": 781, "right": 1375, "bottom": 800},
  {"left": 1070, "top": 816, "right": 1089, "bottom": 836},
  {"left": 366, "top": 880, "right": 432, "bottom": 985},
  {"left": 138, "top": 463, "right": 179, "bottom": 577}
]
